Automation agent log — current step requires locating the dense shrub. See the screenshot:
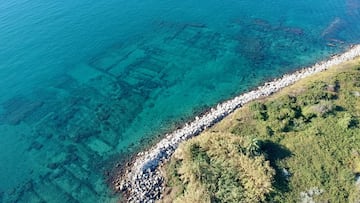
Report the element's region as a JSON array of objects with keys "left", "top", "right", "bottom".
[{"left": 165, "top": 133, "right": 274, "bottom": 203}]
